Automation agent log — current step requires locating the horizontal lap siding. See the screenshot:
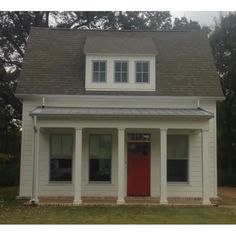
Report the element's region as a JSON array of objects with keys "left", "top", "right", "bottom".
[{"left": 19, "top": 101, "right": 41, "bottom": 196}]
